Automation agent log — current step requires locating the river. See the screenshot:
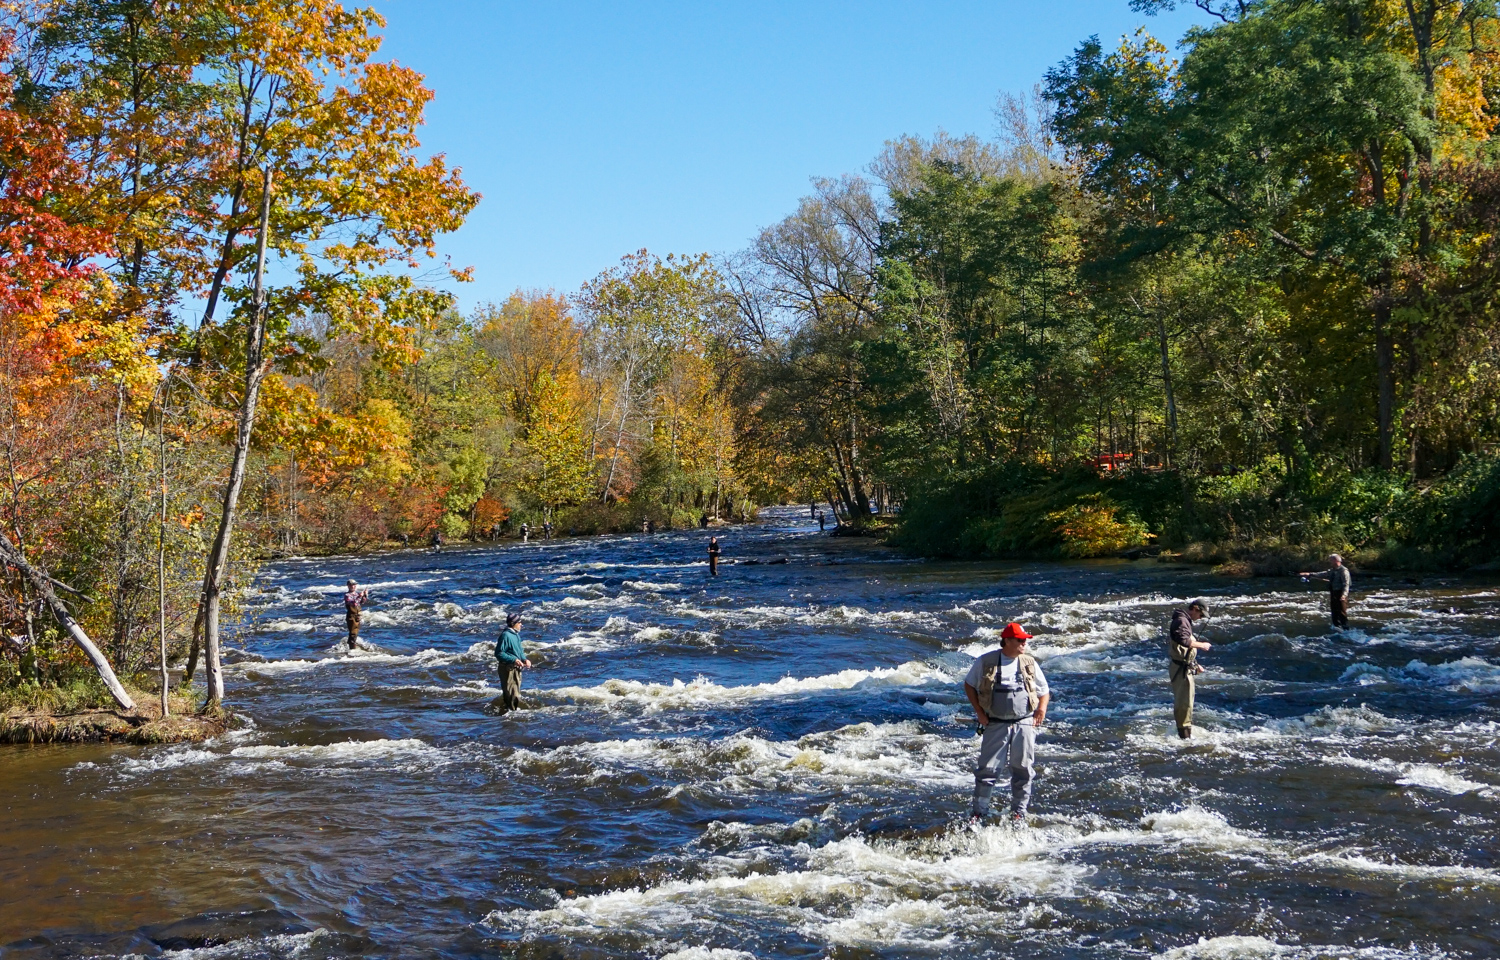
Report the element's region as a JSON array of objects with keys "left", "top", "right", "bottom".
[{"left": 2, "top": 506, "right": 1498, "bottom": 959}]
